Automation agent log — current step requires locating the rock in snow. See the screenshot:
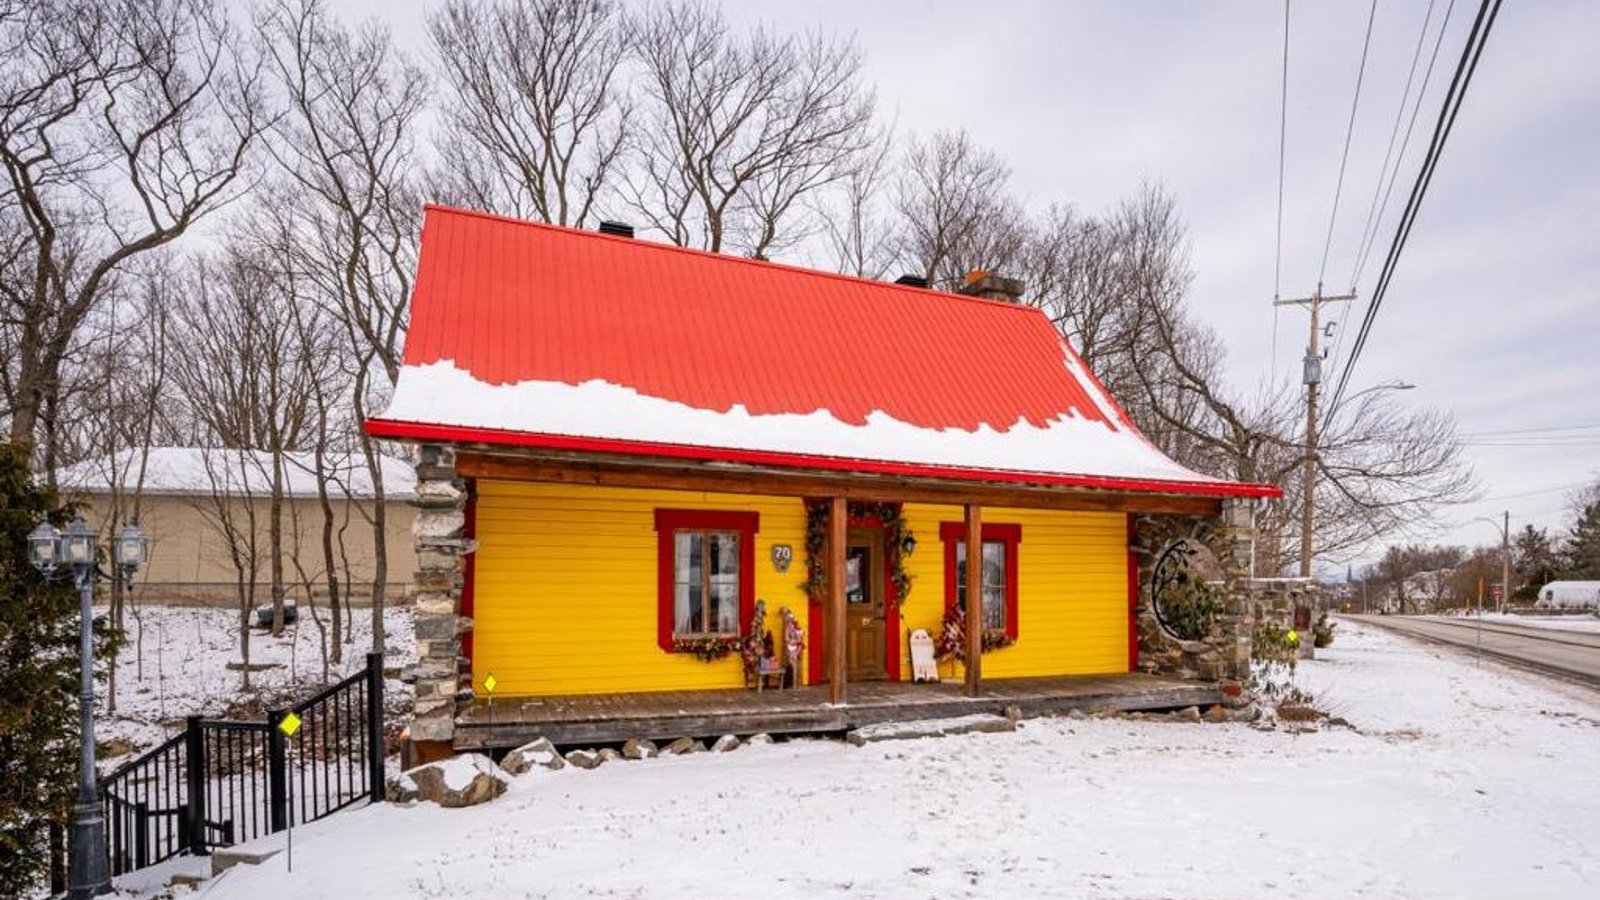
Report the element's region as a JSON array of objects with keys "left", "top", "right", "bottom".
[
  {"left": 403, "top": 754, "right": 511, "bottom": 808},
  {"left": 711, "top": 735, "right": 740, "bottom": 753},
  {"left": 501, "top": 737, "right": 566, "bottom": 775},
  {"left": 662, "top": 737, "right": 703, "bottom": 755},
  {"left": 622, "top": 738, "right": 658, "bottom": 760},
  {"left": 385, "top": 773, "right": 418, "bottom": 803},
  {"left": 565, "top": 749, "right": 604, "bottom": 769}
]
